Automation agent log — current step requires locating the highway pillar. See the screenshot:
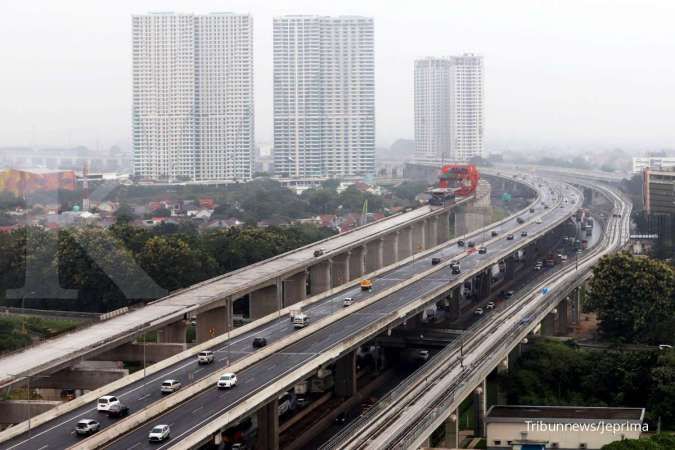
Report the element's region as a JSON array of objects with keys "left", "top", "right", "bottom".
[
  {"left": 571, "top": 289, "right": 582, "bottom": 324},
  {"left": 413, "top": 220, "right": 427, "bottom": 252},
  {"left": 444, "top": 409, "right": 459, "bottom": 449},
  {"left": 382, "top": 231, "right": 399, "bottom": 266},
  {"left": 540, "top": 312, "right": 556, "bottom": 336},
  {"left": 474, "top": 379, "right": 487, "bottom": 437},
  {"left": 436, "top": 211, "right": 451, "bottom": 243},
  {"left": 250, "top": 283, "right": 281, "bottom": 319},
  {"left": 255, "top": 398, "right": 279, "bottom": 450},
  {"left": 448, "top": 288, "right": 461, "bottom": 322},
  {"left": 349, "top": 246, "right": 366, "bottom": 281},
  {"left": 399, "top": 226, "right": 413, "bottom": 260},
  {"left": 365, "top": 239, "right": 384, "bottom": 274},
  {"left": 504, "top": 258, "right": 516, "bottom": 281},
  {"left": 309, "top": 260, "right": 332, "bottom": 295},
  {"left": 197, "top": 305, "right": 232, "bottom": 343},
  {"left": 557, "top": 299, "right": 569, "bottom": 335},
  {"left": 334, "top": 351, "right": 357, "bottom": 398},
  {"left": 331, "top": 252, "right": 350, "bottom": 287},
  {"left": 283, "top": 271, "right": 307, "bottom": 307},
  {"left": 158, "top": 320, "right": 188, "bottom": 344},
  {"left": 426, "top": 217, "right": 438, "bottom": 248}
]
